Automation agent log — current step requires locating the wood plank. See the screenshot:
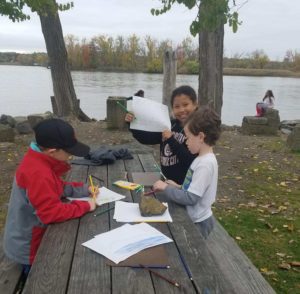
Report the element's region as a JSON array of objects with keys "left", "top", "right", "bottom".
[
  {"left": 205, "top": 222, "right": 275, "bottom": 294},
  {"left": 133, "top": 154, "right": 196, "bottom": 293},
  {"left": 67, "top": 164, "right": 111, "bottom": 294},
  {"left": 0, "top": 234, "right": 23, "bottom": 294},
  {"left": 22, "top": 164, "right": 88, "bottom": 294},
  {"left": 137, "top": 153, "right": 158, "bottom": 172},
  {"left": 108, "top": 157, "right": 155, "bottom": 294}
]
